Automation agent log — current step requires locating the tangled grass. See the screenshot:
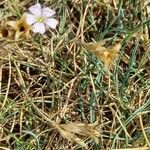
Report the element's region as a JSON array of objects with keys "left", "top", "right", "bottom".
[{"left": 0, "top": 0, "right": 150, "bottom": 149}]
